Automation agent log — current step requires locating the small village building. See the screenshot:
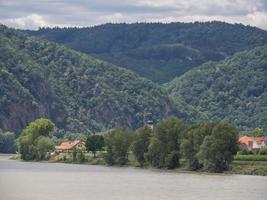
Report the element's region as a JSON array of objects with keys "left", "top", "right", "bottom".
[
  {"left": 55, "top": 140, "right": 85, "bottom": 152},
  {"left": 239, "top": 136, "right": 267, "bottom": 150}
]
